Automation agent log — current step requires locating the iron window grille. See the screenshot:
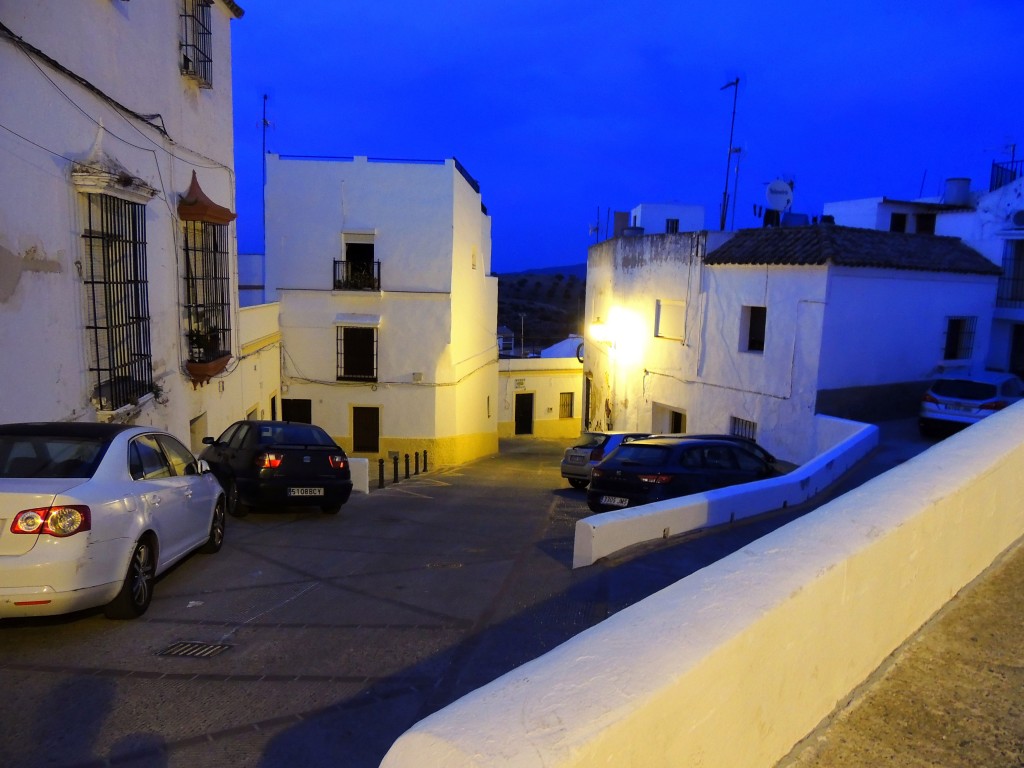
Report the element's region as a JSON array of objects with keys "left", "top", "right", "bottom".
[
  {"left": 180, "top": 0, "right": 213, "bottom": 88},
  {"left": 337, "top": 326, "right": 377, "bottom": 381},
  {"left": 943, "top": 316, "right": 977, "bottom": 361},
  {"left": 82, "top": 193, "right": 153, "bottom": 411},
  {"left": 182, "top": 220, "right": 231, "bottom": 363},
  {"left": 730, "top": 416, "right": 757, "bottom": 441},
  {"left": 559, "top": 392, "right": 574, "bottom": 419},
  {"left": 997, "top": 241, "right": 1024, "bottom": 309}
]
